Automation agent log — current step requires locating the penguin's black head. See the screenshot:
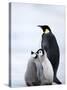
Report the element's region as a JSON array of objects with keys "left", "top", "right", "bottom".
[{"left": 38, "top": 25, "right": 51, "bottom": 34}]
